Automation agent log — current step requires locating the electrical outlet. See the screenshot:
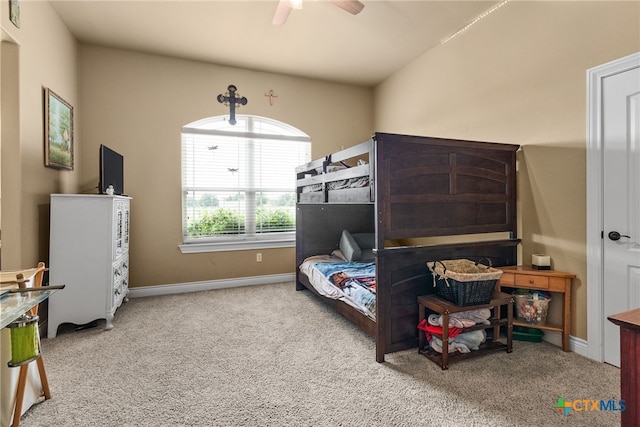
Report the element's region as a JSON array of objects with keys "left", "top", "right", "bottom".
[{"left": 256, "top": 253, "right": 262, "bottom": 262}]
